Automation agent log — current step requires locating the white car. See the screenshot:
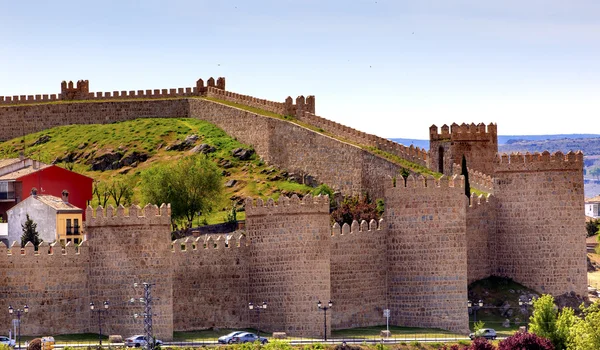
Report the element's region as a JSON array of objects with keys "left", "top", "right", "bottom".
[
  {"left": 218, "top": 331, "right": 245, "bottom": 344},
  {"left": 0, "top": 336, "right": 16, "bottom": 347},
  {"left": 125, "top": 335, "right": 163, "bottom": 348}
]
